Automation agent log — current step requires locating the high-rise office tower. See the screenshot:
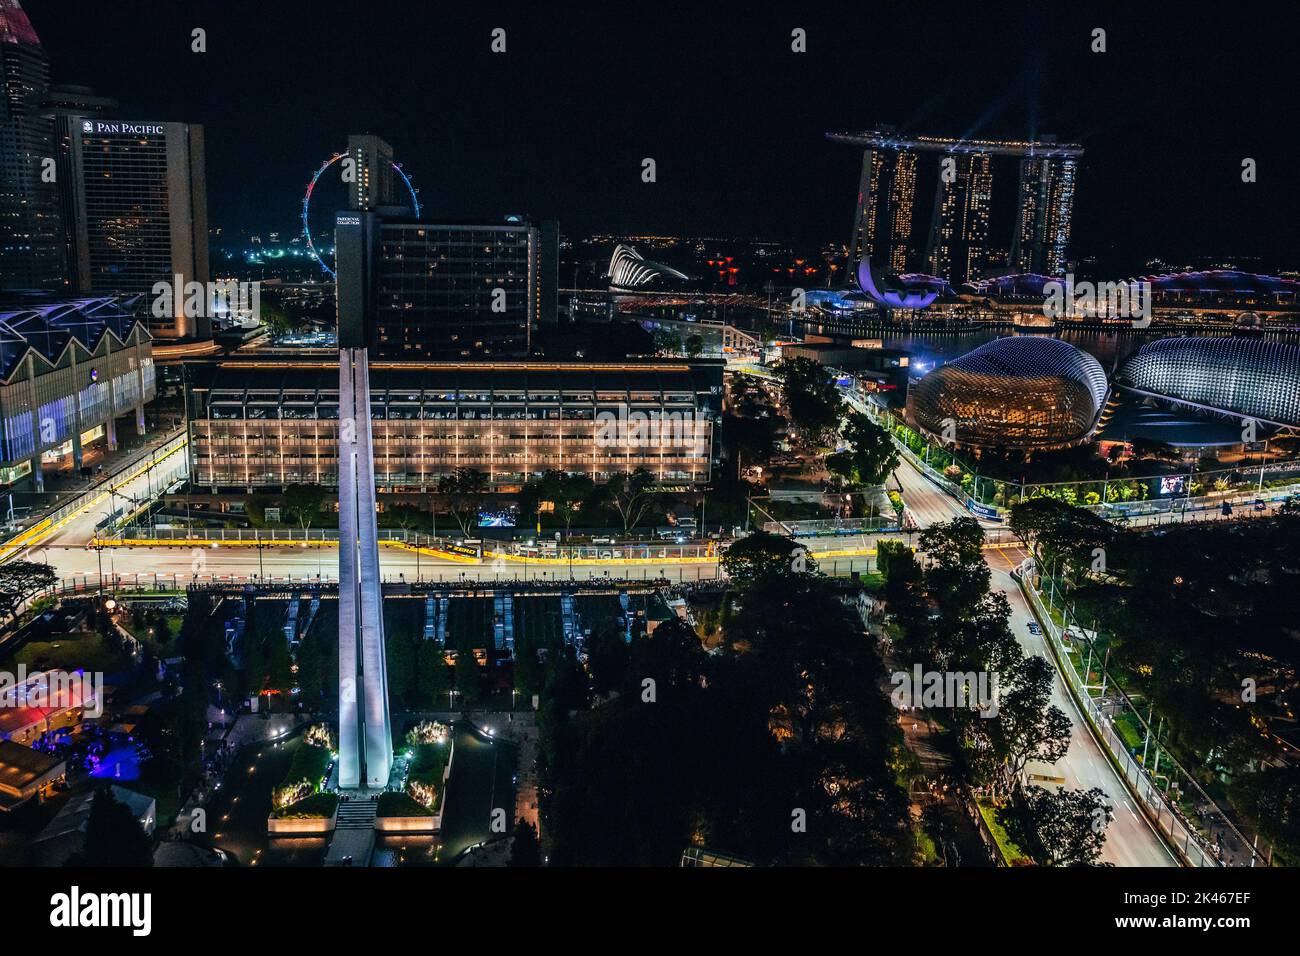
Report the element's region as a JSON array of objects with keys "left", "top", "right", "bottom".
[
  {"left": 0, "top": 0, "right": 63, "bottom": 290},
  {"left": 886, "top": 150, "right": 917, "bottom": 273},
  {"left": 830, "top": 128, "right": 1083, "bottom": 285},
  {"left": 40, "top": 84, "right": 117, "bottom": 287},
  {"left": 336, "top": 211, "right": 559, "bottom": 358},
  {"left": 64, "top": 118, "right": 210, "bottom": 337}
]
